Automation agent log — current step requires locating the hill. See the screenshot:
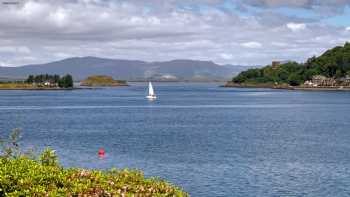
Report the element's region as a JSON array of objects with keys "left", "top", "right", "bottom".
[
  {"left": 0, "top": 57, "right": 257, "bottom": 82},
  {"left": 229, "top": 42, "right": 350, "bottom": 87}
]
